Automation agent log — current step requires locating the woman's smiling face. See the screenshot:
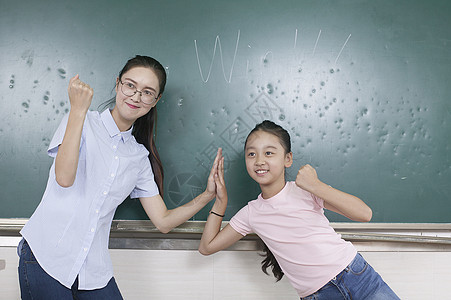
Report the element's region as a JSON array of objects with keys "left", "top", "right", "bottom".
[{"left": 111, "top": 66, "right": 161, "bottom": 131}]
